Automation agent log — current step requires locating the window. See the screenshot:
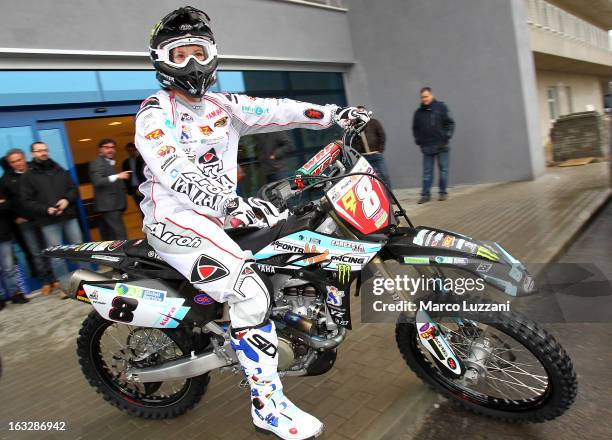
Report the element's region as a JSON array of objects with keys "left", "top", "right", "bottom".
[
  {"left": 565, "top": 86, "right": 573, "bottom": 114},
  {"left": 547, "top": 86, "right": 559, "bottom": 121},
  {"left": 0, "top": 71, "right": 101, "bottom": 106},
  {"left": 0, "top": 70, "right": 346, "bottom": 197}
]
